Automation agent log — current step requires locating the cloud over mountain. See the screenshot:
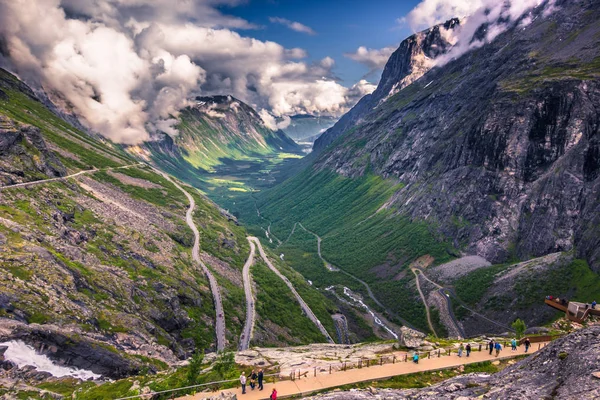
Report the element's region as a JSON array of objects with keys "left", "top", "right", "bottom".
[
  {"left": 0, "top": 0, "right": 368, "bottom": 144},
  {"left": 344, "top": 46, "right": 397, "bottom": 70}
]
